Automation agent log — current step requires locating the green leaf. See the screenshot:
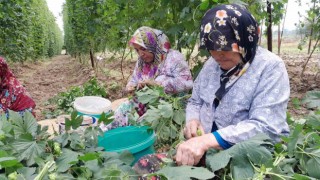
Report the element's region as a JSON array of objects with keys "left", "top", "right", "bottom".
[
  {"left": 143, "top": 108, "right": 161, "bottom": 124},
  {"left": 8, "top": 110, "right": 23, "bottom": 123},
  {"left": 98, "top": 112, "right": 114, "bottom": 125},
  {"left": 69, "top": 132, "right": 85, "bottom": 150},
  {"left": 206, "top": 134, "right": 273, "bottom": 179},
  {"left": 169, "top": 124, "right": 178, "bottom": 139},
  {"left": 64, "top": 112, "right": 81, "bottom": 131},
  {"left": 0, "top": 150, "right": 22, "bottom": 168},
  {"left": 158, "top": 102, "right": 173, "bottom": 119},
  {"left": 305, "top": 149, "right": 320, "bottom": 179},
  {"left": 242, "top": 142, "right": 273, "bottom": 164},
  {"left": 56, "top": 148, "right": 79, "bottom": 172},
  {"left": 306, "top": 113, "right": 320, "bottom": 131},
  {"left": 136, "top": 87, "right": 160, "bottom": 104},
  {"left": 173, "top": 109, "right": 186, "bottom": 125},
  {"left": 292, "top": 97, "right": 301, "bottom": 109},
  {"left": 230, "top": 156, "right": 254, "bottom": 180},
  {"left": 78, "top": 152, "right": 99, "bottom": 162},
  {"left": 199, "top": 0, "right": 209, "bottom": 10},
  {"left": 293, "top": 173, "right": 317, "bottom": 180},
  {"left": 84, "top": 127, "right": 101, "bottom": 147},
  {"left": 84, "top": 159, "right": 100, "bottom": 174},
  {"left": 118, "top": 151, "right": 135, "bottom": 165},
  {"left": 101, "top": 167, "right": 122, "bottom": 179},
  {"left": 0, "top": 157, "right": 20, "bottom": 168},
  {"left": 206, "top": 148, "right": 232, "bottom": 171},
  {"left": 287, "top": 123, "right": 304, "bottom": 155},
  {"left": 12, "top": 135, "right": 46, "bottom": 166},
  {"left": 302, "top": 91, "right": 320, "bottom": 109},
  {"left": 10, "top": 111, "right": 38, "bottom": 137},
  {"left": 56, "top": 133, "right": 71, "bottom": 147},
  {"left": 17, "top": 167, "right": 37, "bottom": 180},
  {"left": 156, "top": 166, "right": 215, "bottom": 180}
]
